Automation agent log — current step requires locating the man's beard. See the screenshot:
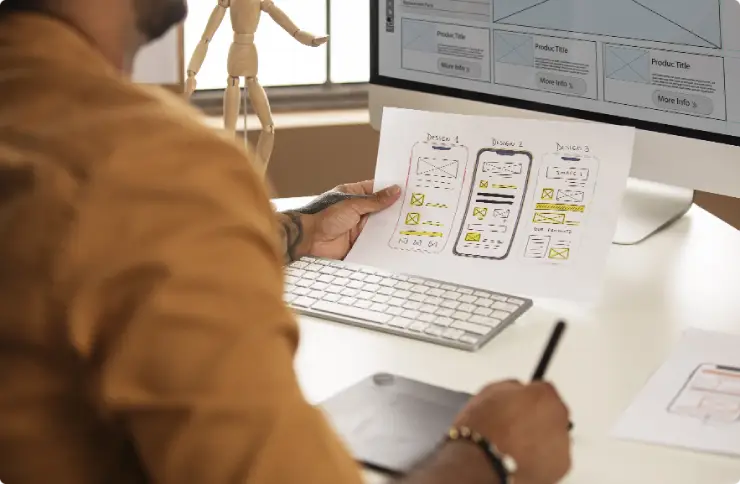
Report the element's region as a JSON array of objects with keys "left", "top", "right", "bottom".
[{"left": 134, "top": 0, "right": 187, "bottom": 42}]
